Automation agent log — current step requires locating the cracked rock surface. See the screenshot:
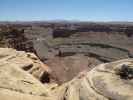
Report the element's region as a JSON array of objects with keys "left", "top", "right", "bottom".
[
  {"left": 52, "top": 59, "right": 133, "bottom": 100},
  {"left": 0, "top": 48, "right": 133, "bottom": 100},
  {"left": 0, "top": 48, "right": 51, "bottom": 82}
]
